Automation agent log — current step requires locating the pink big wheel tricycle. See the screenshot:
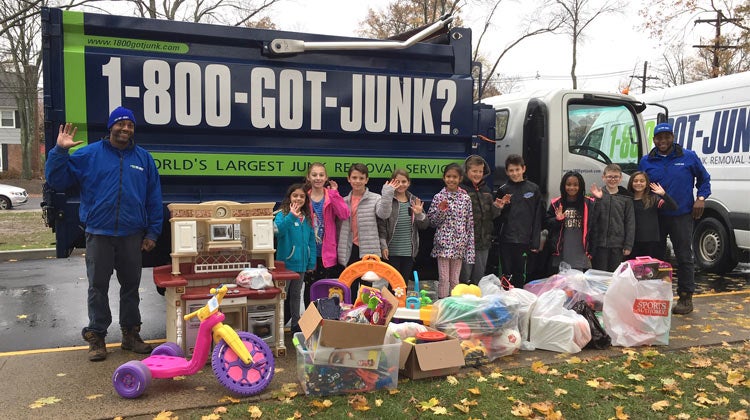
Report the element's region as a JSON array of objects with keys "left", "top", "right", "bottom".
[{"left": 112, "top": 285, "right": 275, "bottom": 398}]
